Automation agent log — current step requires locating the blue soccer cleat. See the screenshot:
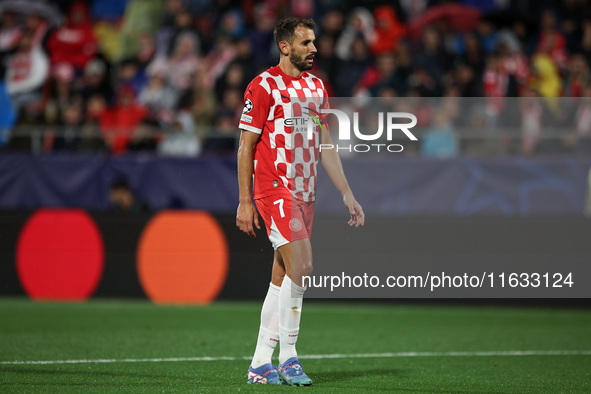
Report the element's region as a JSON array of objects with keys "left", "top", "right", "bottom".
[
  {"left": 247, "top": 363, "right": 281, "bottom": 385},
  {"left": 278, "top": 357, "right": 313, "bottom": 386}
]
